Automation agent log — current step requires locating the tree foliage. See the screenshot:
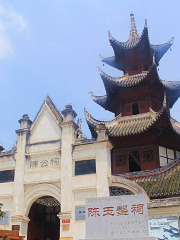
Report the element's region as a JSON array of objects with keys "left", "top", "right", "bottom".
[{"left": 0, "top": 203, "right": 5, "bottom": 219}]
